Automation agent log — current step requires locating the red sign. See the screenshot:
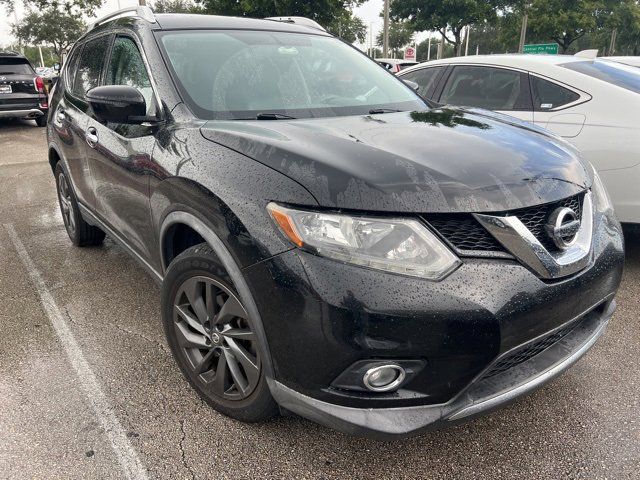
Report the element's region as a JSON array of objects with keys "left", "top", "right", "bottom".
[{"left": 404, "top": 46, "right": 416, "bottom": 61}]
